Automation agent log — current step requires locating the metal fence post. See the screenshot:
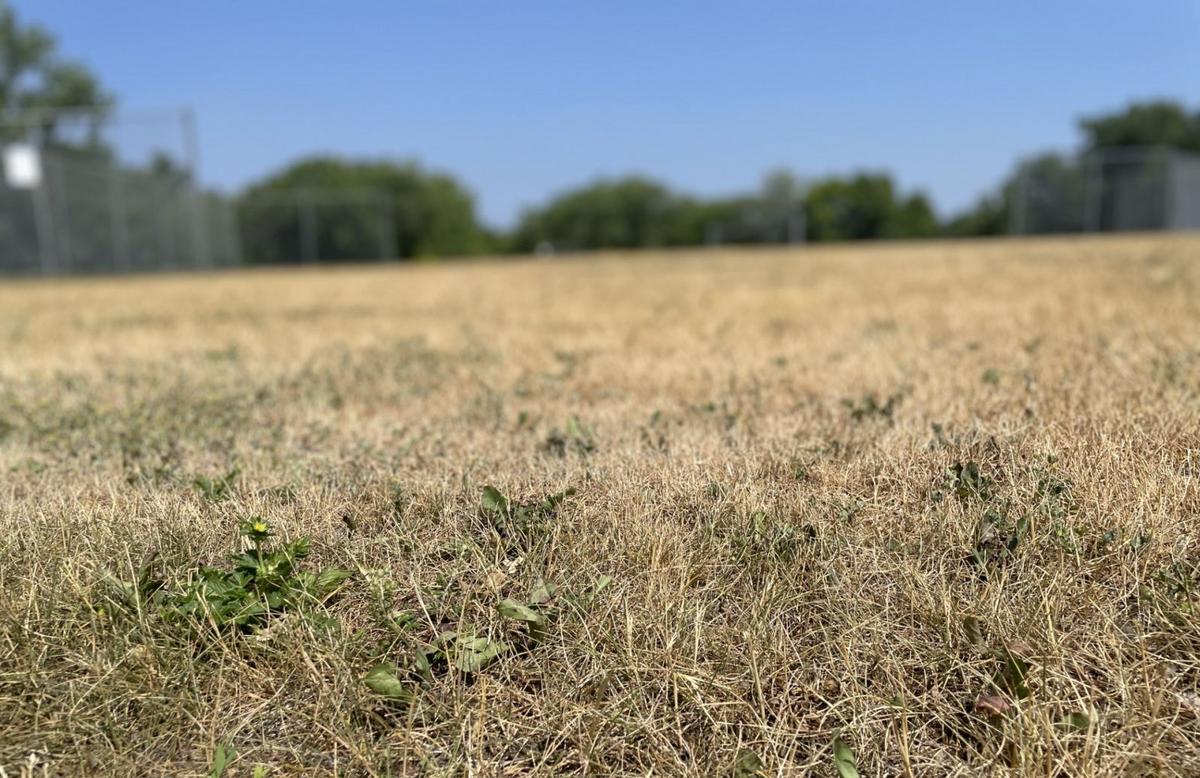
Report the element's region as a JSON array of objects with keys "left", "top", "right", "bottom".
[
  {"left": 180, "top": 108, "right": 213, "bottom": 269},
  {"left": 49, "top": 156, "right": 75, "bottom": 272},
  {"left": 1082, "top": 153, "right": 1101, "bottom": 233},
  {"left": 1163, "top": 150, "right": 1176, "bottom": 231},
  {"left": 787, "top": 210, "right": 805, "bottom": 244},
  {"left": 299, "top": 190, "right": 318, "bottom": 263},
  {"left": 107, "top": 164, "right": 131, "bottom": 272},
  {"left": 157, "top": 178, "right": 178, "bottom": 270},
  {"left": 33, "top": 174, "right": 57, "bottom": 275}
]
